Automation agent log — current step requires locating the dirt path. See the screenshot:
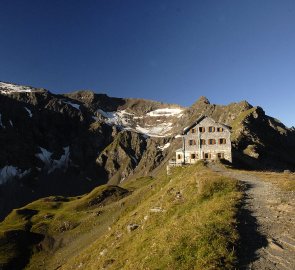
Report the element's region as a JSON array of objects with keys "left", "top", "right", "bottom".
[{"left": 209, "top": 163, "right": 295, "bottom": 270}]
